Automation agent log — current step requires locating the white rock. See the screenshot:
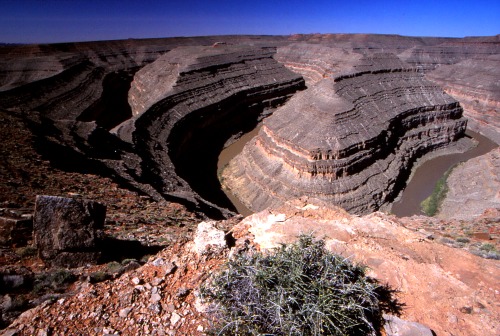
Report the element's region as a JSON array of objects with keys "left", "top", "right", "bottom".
[
  {"left": 150, "top": 293, "right": 161, "bottom": 303},
  {"left": 119, "top": 307, "right": 132, "bottom": 318},
  {"left": 193, "top": 221, "right": 226, "bottom": 255},
  {"left": 170, "top": 312, "right": 181, "bottom": 326}
]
